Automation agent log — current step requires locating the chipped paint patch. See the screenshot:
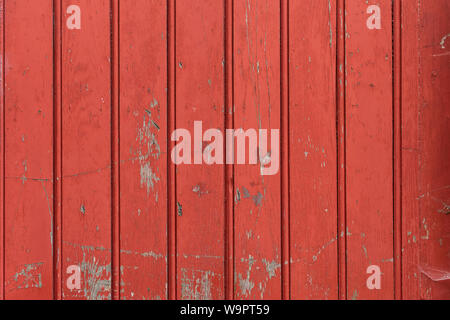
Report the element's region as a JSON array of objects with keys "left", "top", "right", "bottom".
[
  {"left": 237, "top": 255, "right": 256, "bottom": 297},
  {"left": 437, "top": 200, "right": 450, "bottom": 215},
  {"left": 177, "top": 202, "right": 183, "bottom": 216},
  {"left": 8, "top": 262, "right": 44, "bottom": 290},
  {"left": 240, "top": 186, "right": 264, "bottom": 207},
  {"left": 180, "top": 268, "right": 213, "bottom": 300},
  {"left": 351, "top": 289, "right": 359, "bottom": 300},
  {"left": 120, "top": 249, "right": 165, "bottom": 261},
  {"left": 140, "top": 162, "right": 160, "bottom": 196},
  {"left": 80, "top": 255, "right": 111, "bottom": 300},
  {"left": 235, "top": 188, "right": 241, "bottom": 203},
  {"left": 133, "top": 107, "right": 161, "bottom": 199}
]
